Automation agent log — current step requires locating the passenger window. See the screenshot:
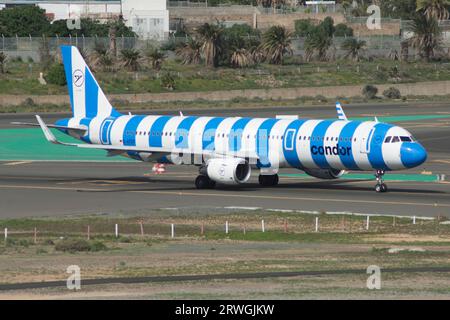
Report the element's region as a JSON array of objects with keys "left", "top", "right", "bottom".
[
  {"left": 392, "top": 136, "right": 400, "bottom": 143},
  {"left": 384, "top": 136, "right": 391, "bottom": 143}
]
